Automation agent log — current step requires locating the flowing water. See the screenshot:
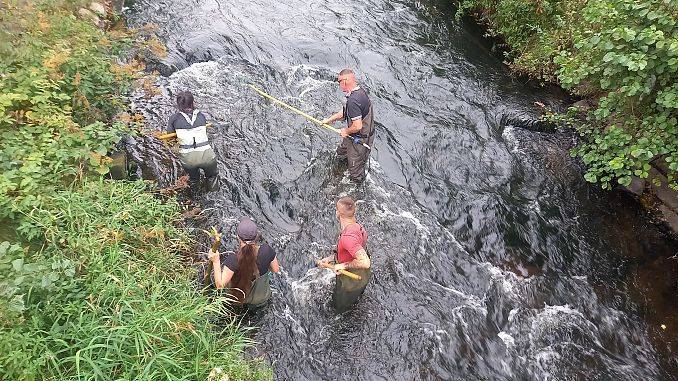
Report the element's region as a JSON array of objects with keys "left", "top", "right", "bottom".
[{"left": 125, "top": 0, "right": 677, "bottom": 379}]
